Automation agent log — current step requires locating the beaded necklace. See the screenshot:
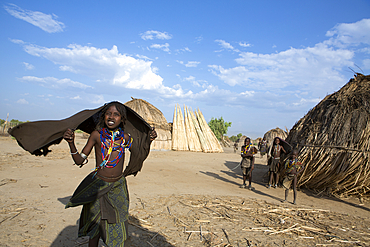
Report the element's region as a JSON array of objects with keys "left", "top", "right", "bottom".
[
  {"left": 286, "top": 158, "right": 300, "bottom": 173},
  {"left": 286, "top": 158, "right": 299, "bottom": 169},
  {"left": 92, "top": 128, "right": 132, "bottom": 177},
  {"left": 241, "top": 144, "right": 252, "bottom": 155},
  {"left": 273, "top": 144, "right": 281, "bottom": 156}
]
